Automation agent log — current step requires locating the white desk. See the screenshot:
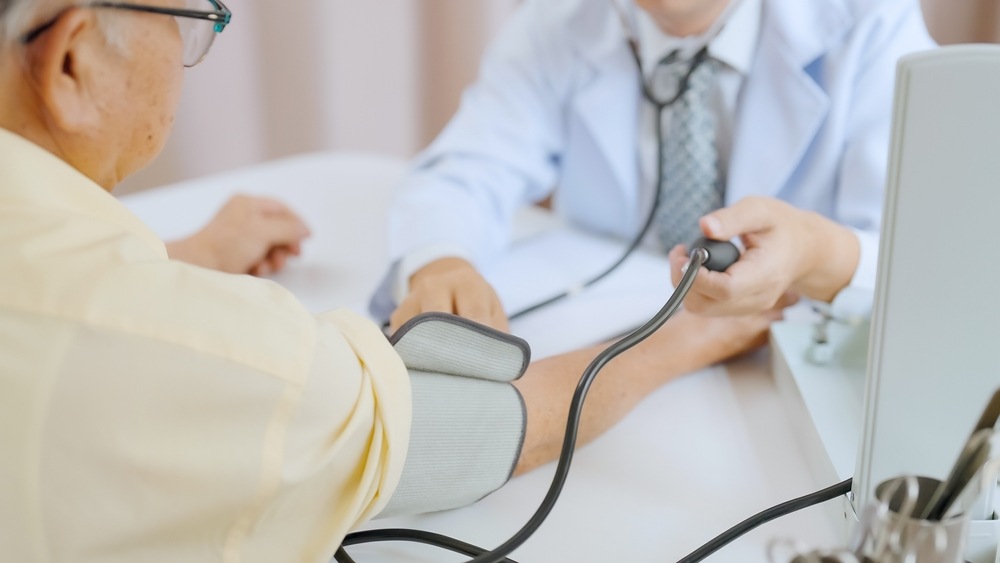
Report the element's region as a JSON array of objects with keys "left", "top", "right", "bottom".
[{"left": 121, "top": 152, "right": 839, "bottom": 562}]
